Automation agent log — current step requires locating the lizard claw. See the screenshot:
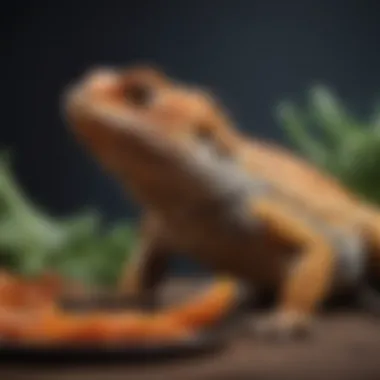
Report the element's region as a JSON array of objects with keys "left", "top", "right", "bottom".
[{"left": 251, "top": 311, "right": 312, "bottom": 342}]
